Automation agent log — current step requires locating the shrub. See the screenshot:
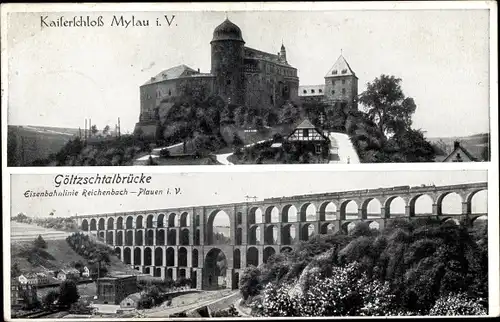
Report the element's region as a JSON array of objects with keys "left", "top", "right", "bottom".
[{"left": 429, "top": 293, "right": 487, "bottom": 316}]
